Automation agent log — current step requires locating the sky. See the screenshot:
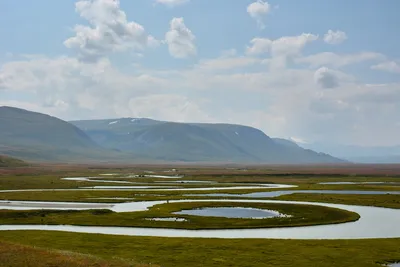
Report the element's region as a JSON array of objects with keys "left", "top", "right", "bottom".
[{"left": 0, "top": 0, "right": 399, "bottom": 146}]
